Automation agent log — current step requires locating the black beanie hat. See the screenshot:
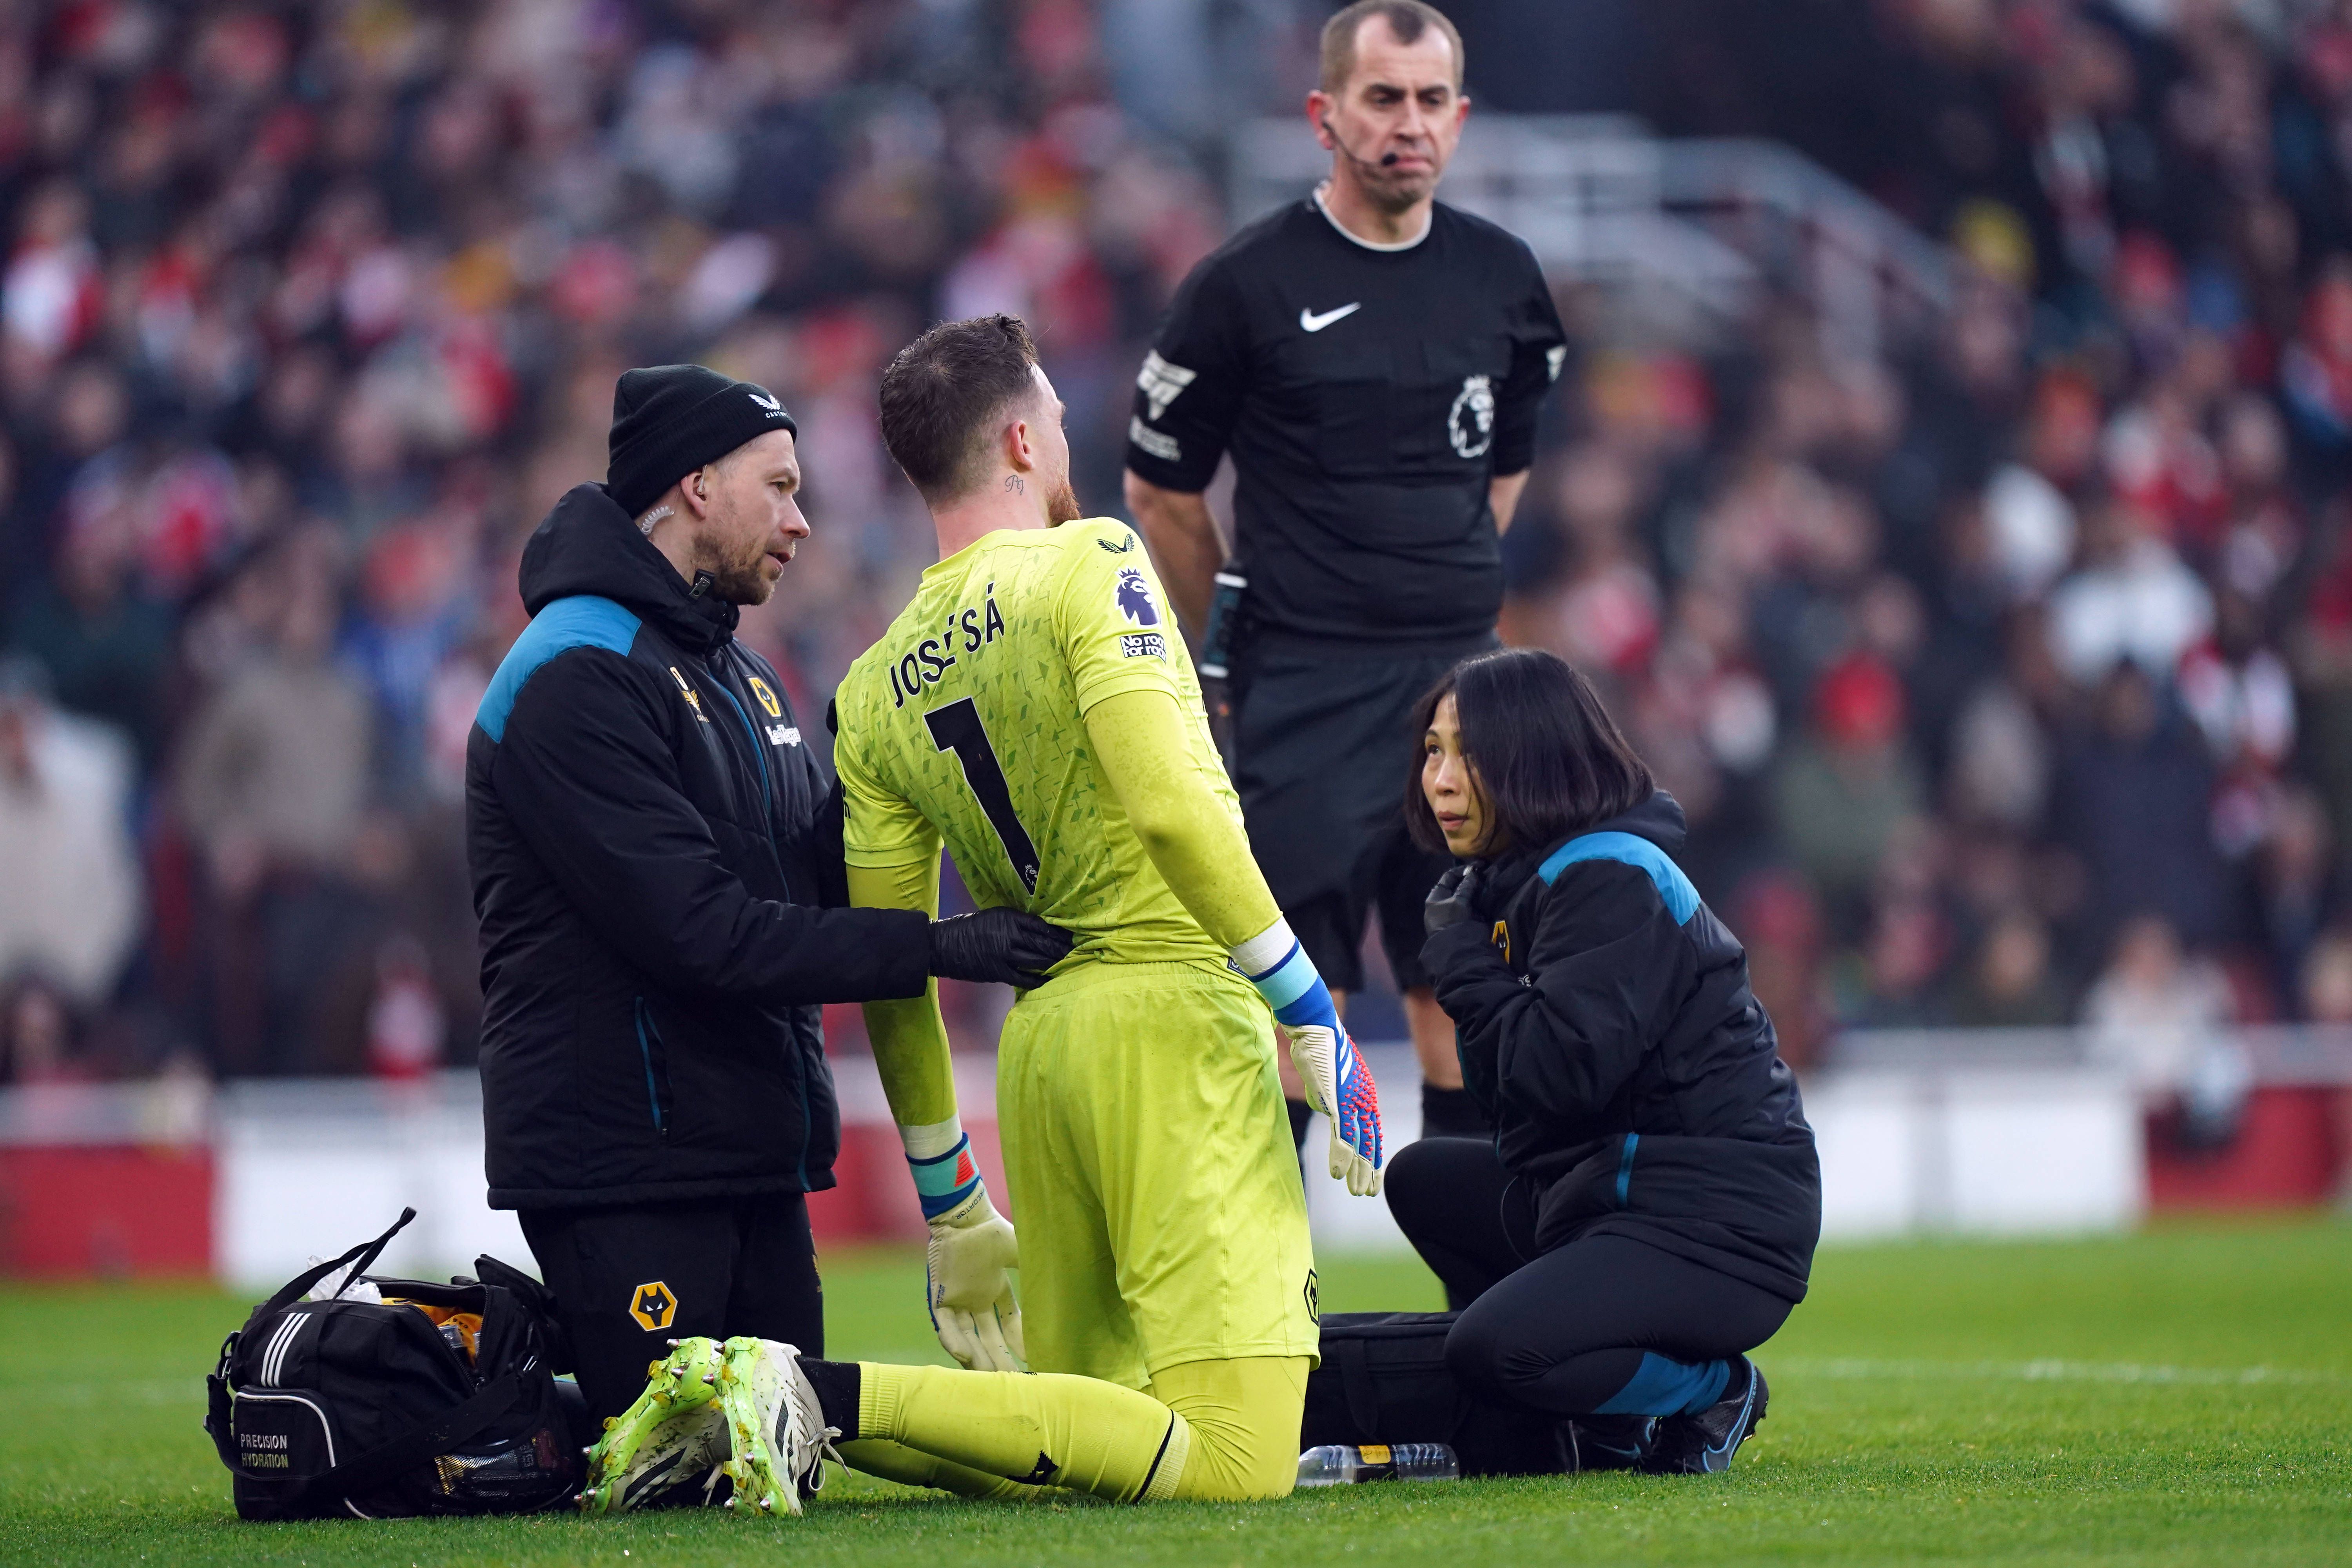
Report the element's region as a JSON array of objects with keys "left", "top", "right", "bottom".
[{"left": 606, "top": 365, "right": 799, "bottom": 518}]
